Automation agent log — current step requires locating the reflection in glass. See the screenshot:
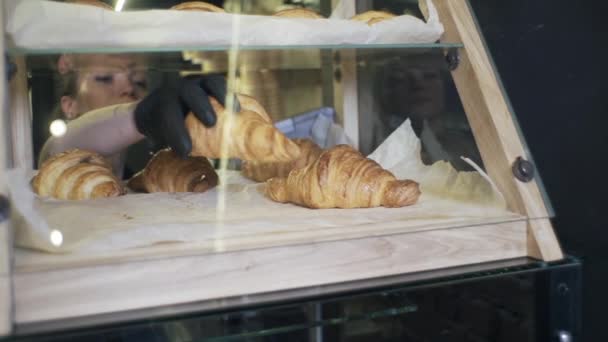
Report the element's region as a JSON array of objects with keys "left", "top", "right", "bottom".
[
  {"left": 49, "top": 119, "right": 67, "bottom": 137},
  {"left": 358, "top": 49, "right": 483, "bottom": 171},
  {"left": 50, "top": 229, "right": 63, "bottom": 247}
]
